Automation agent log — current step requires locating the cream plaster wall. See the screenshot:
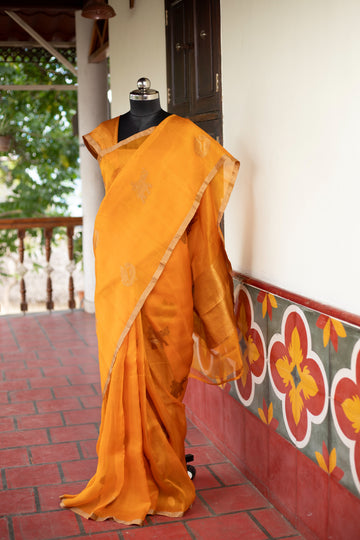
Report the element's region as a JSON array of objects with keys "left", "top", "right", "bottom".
[
  {"left": 108, "top": 0, "right": 360, "bottom": 315},
  {"left": 108, "top": 0, "right": 168, "bottom": 116},
  {"left": 221, "top": 0, "right": 360, "bottom": 315}
]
